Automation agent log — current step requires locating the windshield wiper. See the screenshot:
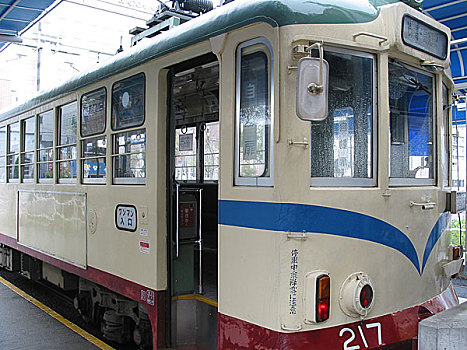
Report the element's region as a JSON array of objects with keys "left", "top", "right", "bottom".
[{"left": 407, "top": 77, "right": 431, "bottom": 95}]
